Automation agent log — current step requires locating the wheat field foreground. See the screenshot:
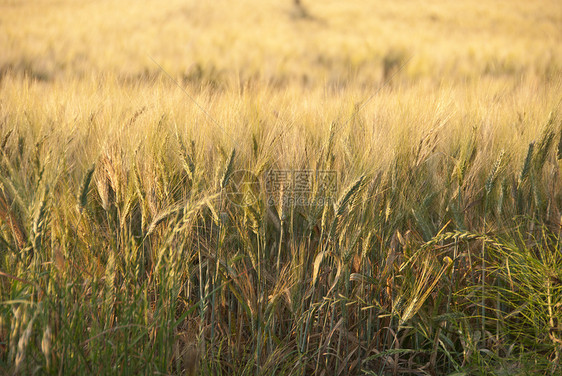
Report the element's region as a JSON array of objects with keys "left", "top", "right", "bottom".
[{"left": 1, "top": 0, "right": 561, "bottom": 374}]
